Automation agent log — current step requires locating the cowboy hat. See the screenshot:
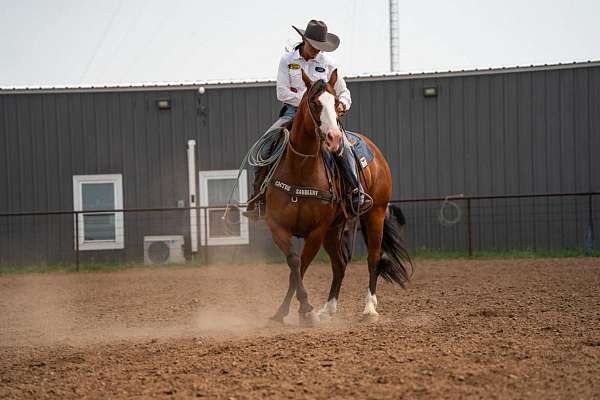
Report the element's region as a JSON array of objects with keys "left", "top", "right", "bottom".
[{"left": 292, "top": 20, "right": 340, "bottom": 52}]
